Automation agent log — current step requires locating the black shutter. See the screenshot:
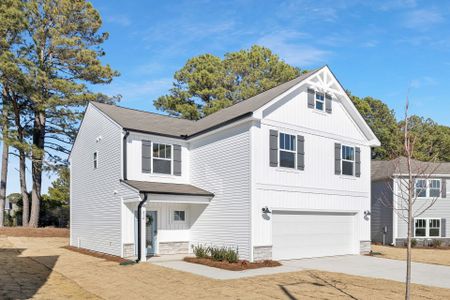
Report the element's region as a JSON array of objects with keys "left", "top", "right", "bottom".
[
  {"left": 297, "top": 135, "right": 305, "bottom": 171},
  {"left": 270, "top": 130, "right": 278, "bottom": 167},
  {"left": 335, "top": 143, "right": 341, "bottom": 175},
  {"left": 442, "top": 178, "right": 447, "bottom": 198},
  {"left": 173, "top": 144, "right": 182, "bottom": 176},
  {"left": 142, "top": 140, "right": 152, "bottom": 173},
  {"left": 307, "top": 88, "right": 315, "bottom": 108},
  {"left": 442, "top": 219, "right": 447, "bottom": 237},
  {"left": 325, "top": 93, "right": 332, "bottom": 113},
  {"left": 355, "top": 147, "right": 361, "bottom": 177}
]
